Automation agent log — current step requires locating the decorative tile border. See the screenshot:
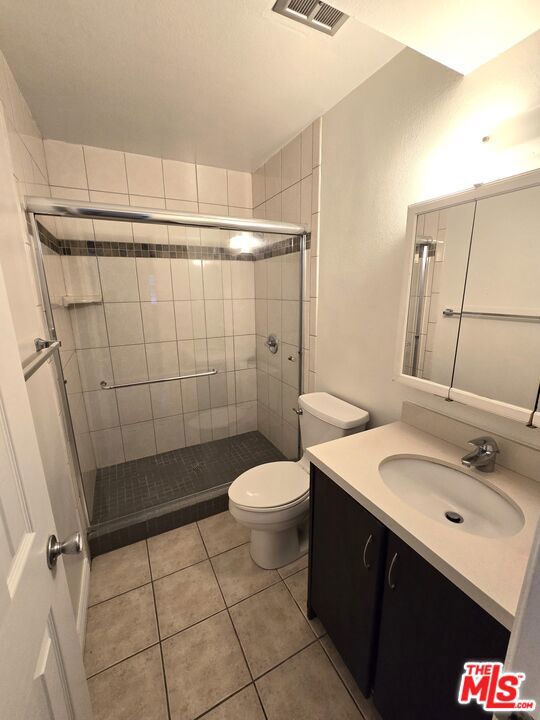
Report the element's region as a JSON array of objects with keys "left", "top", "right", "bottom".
[
  {"left": 37, "top": 222, "right": 310, "bottom": 261},
  {"left": 38, "top": 223, "right": 63, "bottom": 254}
]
